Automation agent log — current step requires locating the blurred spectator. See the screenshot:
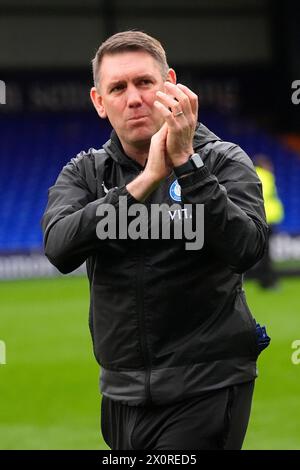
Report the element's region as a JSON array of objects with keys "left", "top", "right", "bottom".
[{"left": 253, "top": 154, "right": 284, "bottom": 289}]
